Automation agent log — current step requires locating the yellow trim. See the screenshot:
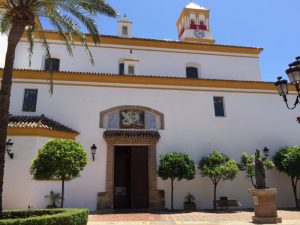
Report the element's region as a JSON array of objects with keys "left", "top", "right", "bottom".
[
  {"left": 12, "top": 80, "right": 283, "bottom": 95},
  {"left": 183, "top": 38, "right": 216, "bottom": 44},
  {"left": 122, "top": 58, "right": 140, "bottom": 62},
  {"left": 118, "top": 20, "right": 132, "bottom": 24},
  {"left": 0, "top": 69, "right": 283, "bottom": 92},
  {"left": 7, "top": 128, "right": 77, "bottom": 139},
  {"left": 29, "top": 31, "right": 262, "bottom": 55}
]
